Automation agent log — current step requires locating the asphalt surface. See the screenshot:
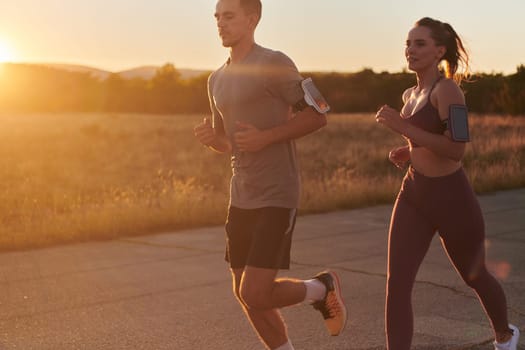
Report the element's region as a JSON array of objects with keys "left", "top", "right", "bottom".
[{"left": 0, "top": 189, "right": 523, "bottom": 349}]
